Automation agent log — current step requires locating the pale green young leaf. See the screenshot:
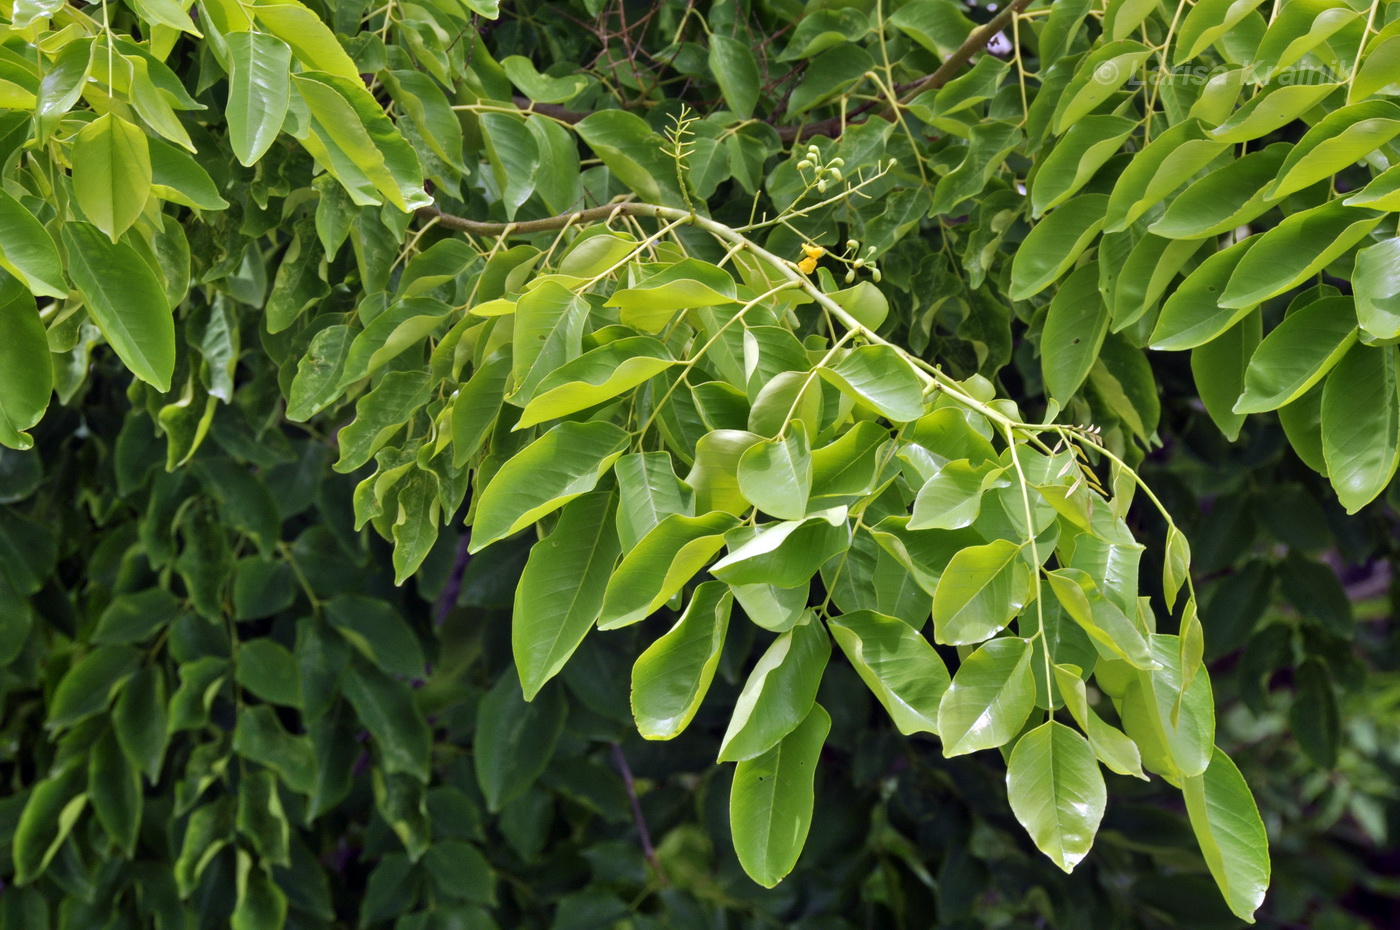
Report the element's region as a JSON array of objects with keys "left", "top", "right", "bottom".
[
  {"left": 1046, "top": 568, "right": 1158, "bottom": 669},
  {"left": 631, "top": 581, "right": 731, "bottom": 739},
  {"left": 1353, "top": 237, "right": 1400, "bottom": 342},
  {"left": 718, "top": 617, "right": 830, "bottom": 762},
  {"left": 0, "top": 287, "right": 52, "bottom": 451},
  {"left": 937, "top": 637, "right": 1036, "bottom": 756},
  {"left": 452, "top": 352, "right": 510, "bottom": 467},
  {"left": 517, "top": 336, "right": 674, "bottom": 429},
  {"left": 932, "top": 540, "right": 1031, "bottom": 646},
  {"left": 71, "top": 113, "right": 151, "bottom": 241},
  {"left": 1183, "top": 748, "right": 1271, "bottom": 923},
  {"left": 1007, "top": 721, "right": 1106, "bottom": 873},
  {"left": 710, "top": 517, "right": 851, "bottom": 589},
  {"left": 0, "top": 189, "right": 67, "bottom": 297},
  {"left": 828, "top": 609, "right": 950, "bottom": 735},
  {"left": 1053, "top": 665, "right": 1147, "bottom": 778},
  {"left": 818, "top": 344, "right": 925, "bottom": 422}
]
